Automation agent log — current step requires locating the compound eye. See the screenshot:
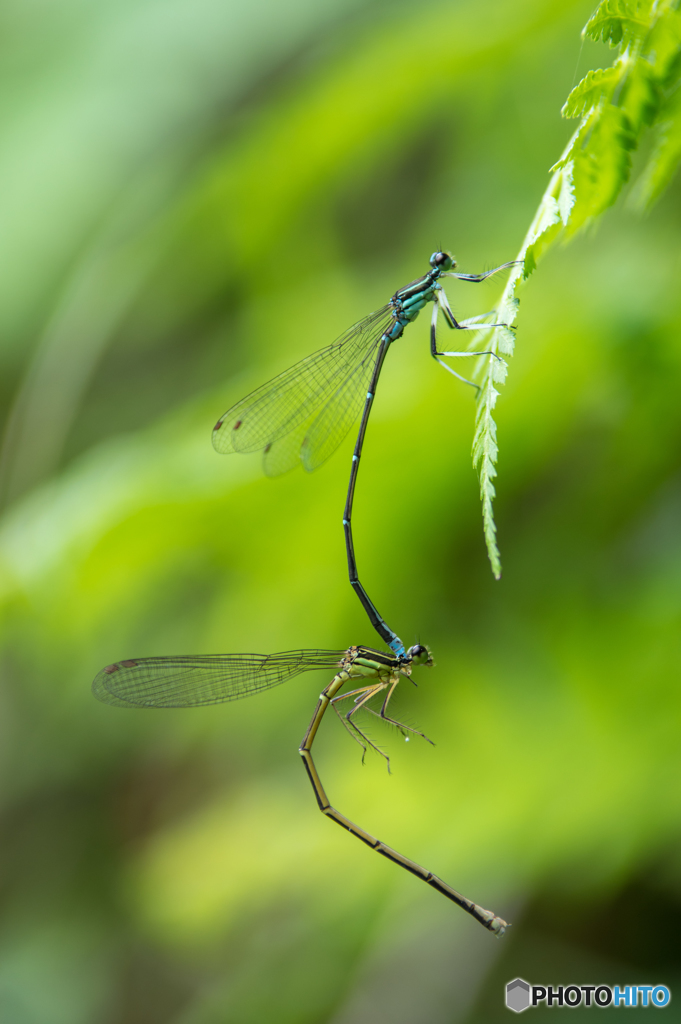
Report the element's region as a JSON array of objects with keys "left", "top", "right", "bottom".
[
  {"left": 429, "top": 251, "right": 453, "bottom": 271},
  {"left": 407, "top": 644, "right": 431, "bottom": 665}
]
